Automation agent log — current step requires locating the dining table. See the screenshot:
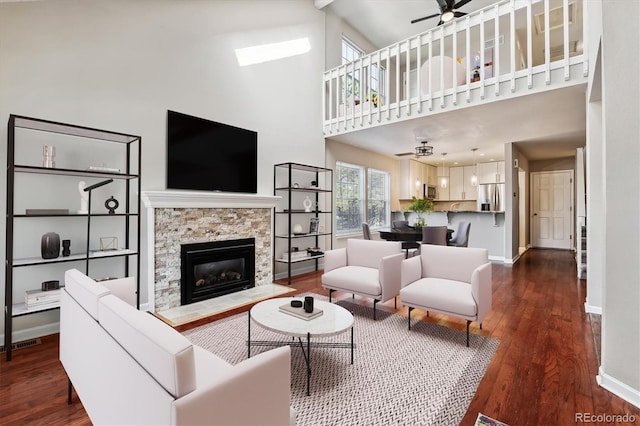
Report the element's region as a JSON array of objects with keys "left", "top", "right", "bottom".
[{"left": 378, "top": 226, "right": 454, "bottom": 257}]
